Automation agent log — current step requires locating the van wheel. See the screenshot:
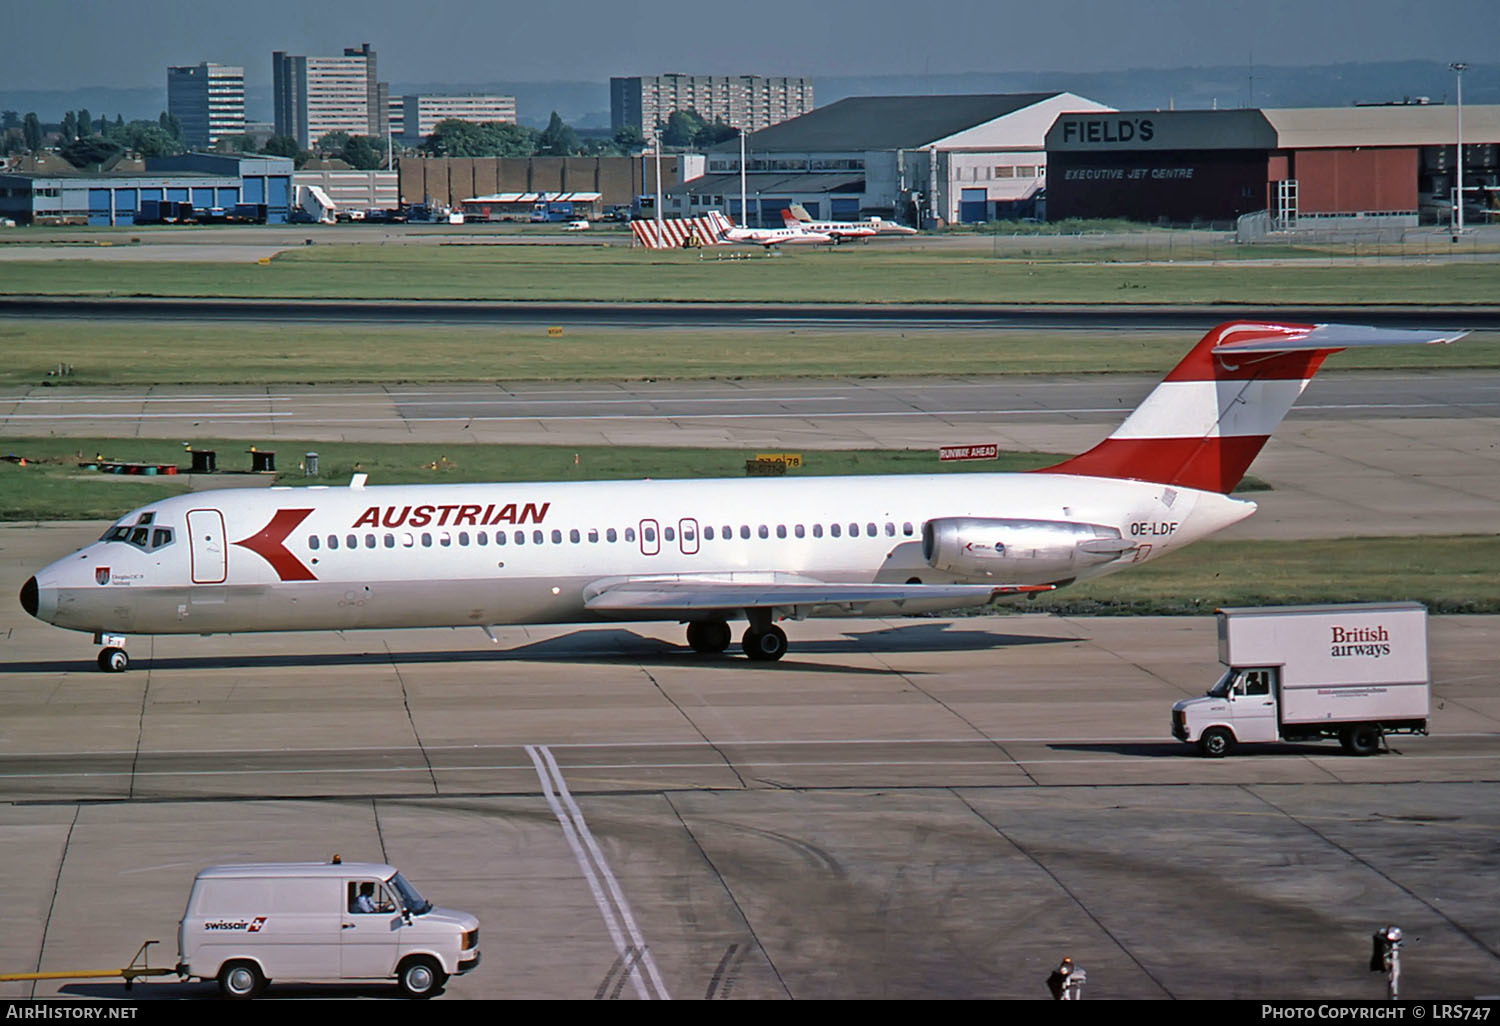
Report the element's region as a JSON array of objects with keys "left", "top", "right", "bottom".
[
  {"left": 1341, "top": 724, "right": 1382, "bottom": 756},
  {"left": 1198, "top": 727, "right": 1235, "bottom": 758},
  {"left": 397, "top": 956, "right": 446, "bottom": 999},
  {"left": 218, "top": 960, "right": 266, "bottom": 999}
]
